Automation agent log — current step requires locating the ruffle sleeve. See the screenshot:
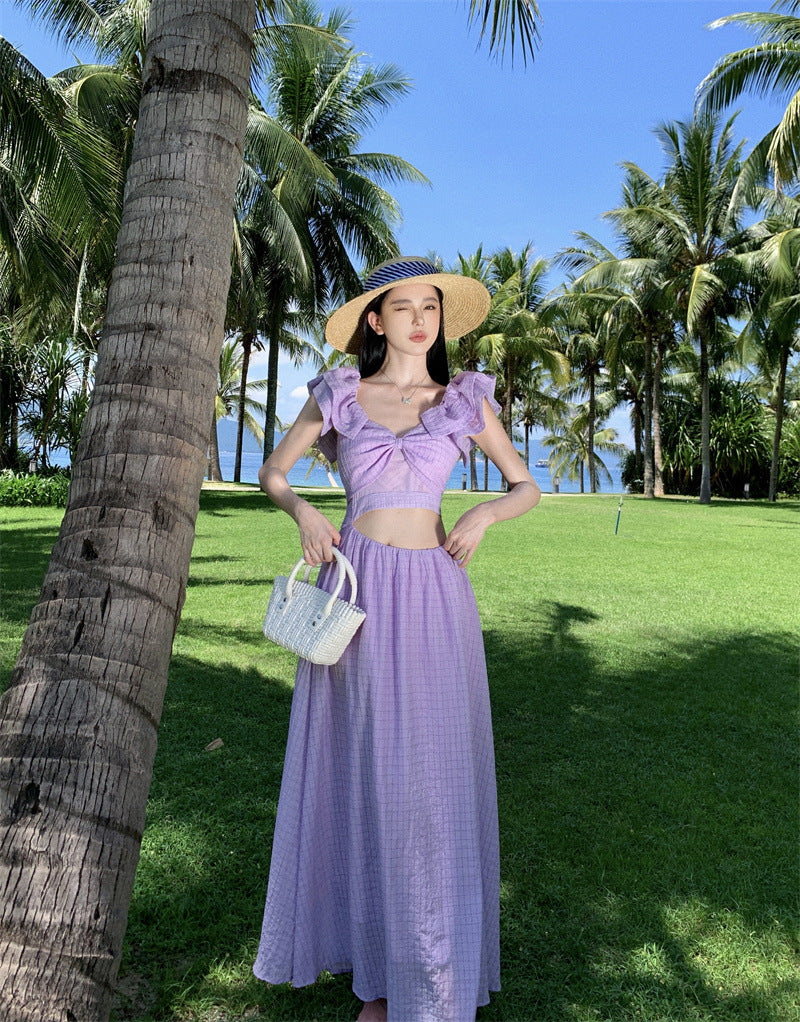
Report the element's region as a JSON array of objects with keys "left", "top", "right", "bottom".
[
  {"left": 307, "top": 366, "right": 362, "bottom": 463},
  {"left": 421, "top": 371, "right": 500, "bottom": 463}
]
